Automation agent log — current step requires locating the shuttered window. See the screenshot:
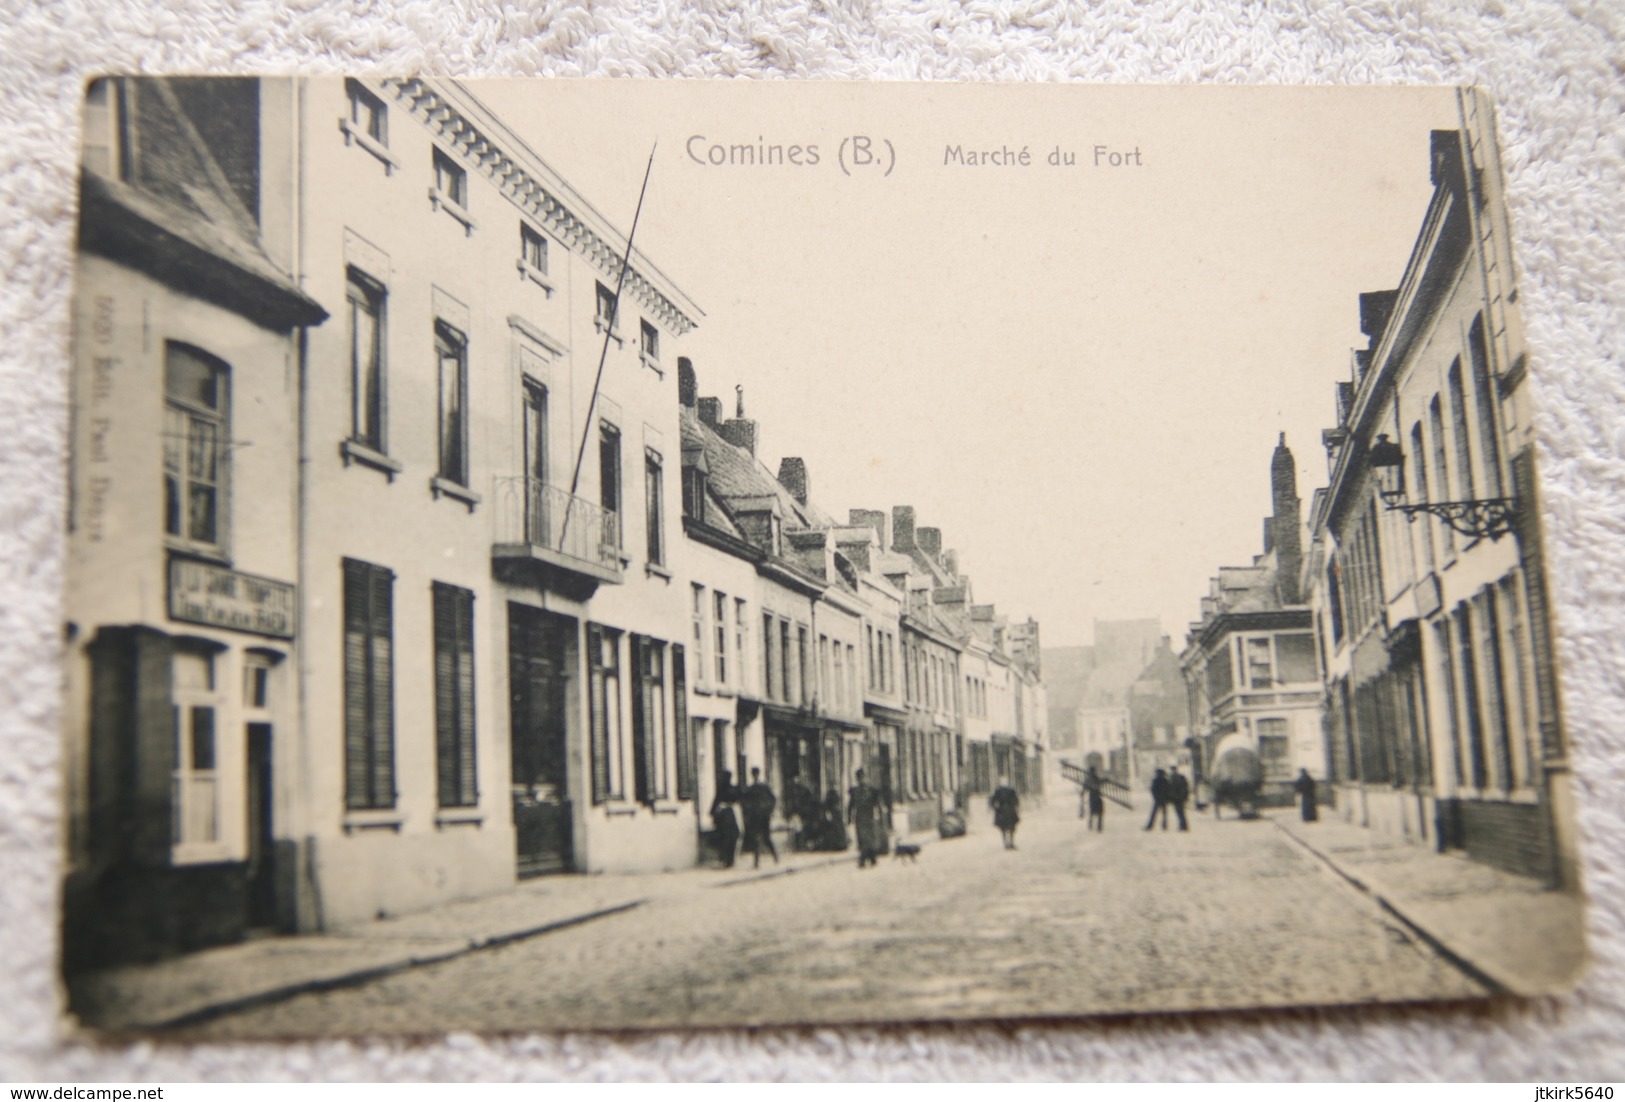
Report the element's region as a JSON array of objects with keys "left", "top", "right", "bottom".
[
  {"left": 630, "top": 634, "right": 667, "bottom": 804},
  {"left": 343, "top": 558, "right": 395, "bottom": 810},
  {"left": 673, "top": 643, "right": 695, "bottom": 801},
  {"left": 432, "top": 582, "right": 477, "bottom": 808}
]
